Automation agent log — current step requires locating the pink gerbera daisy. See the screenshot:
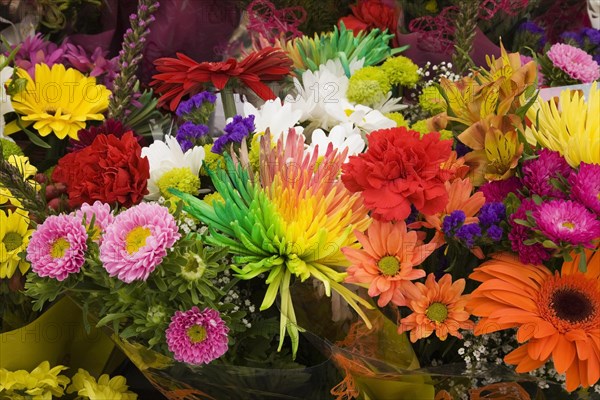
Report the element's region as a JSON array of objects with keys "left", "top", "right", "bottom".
[
  {"left": 73, "top": 201, "right": 114, "bottom": 243},
  {"left": 27, "top": 214, "right": 88, "bottom": 281},
  {"left": 533, "top": 199, "right": 600, "bottom": 247},
  {"left": 99, "top": 203, "right": 180, "bottom": 283},
  {"left": 166, "top": 307, "right": 229, "bottom": 365}
]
